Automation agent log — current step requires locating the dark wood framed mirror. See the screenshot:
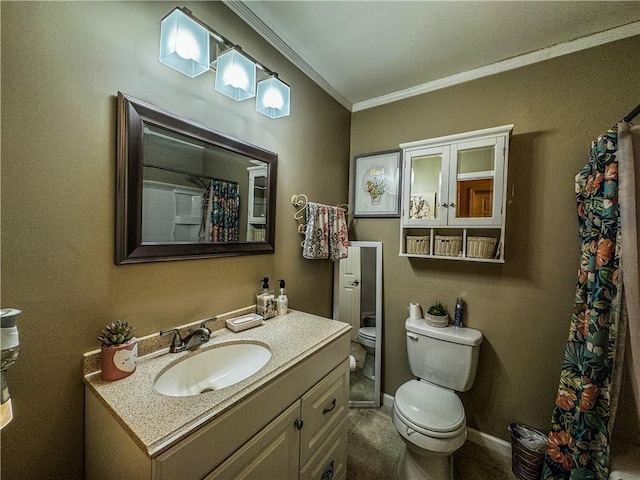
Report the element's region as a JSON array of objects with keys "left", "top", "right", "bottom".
[{"left": 116, "top": 92, "right": 277, "bottom": 264}]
